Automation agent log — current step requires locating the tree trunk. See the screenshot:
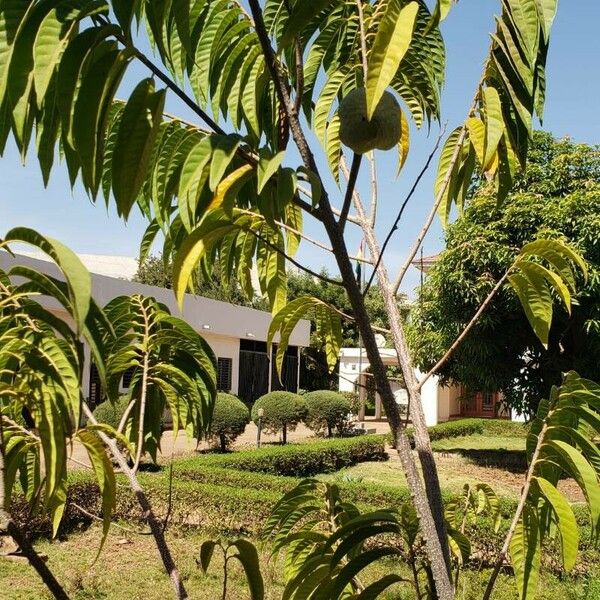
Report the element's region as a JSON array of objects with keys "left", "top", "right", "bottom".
[
  {"left": 282, "top": 424, "right": 287, "bottom": 444},
  {"left": 220, "top": 433, "right": 226, "bottom": 453}
]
